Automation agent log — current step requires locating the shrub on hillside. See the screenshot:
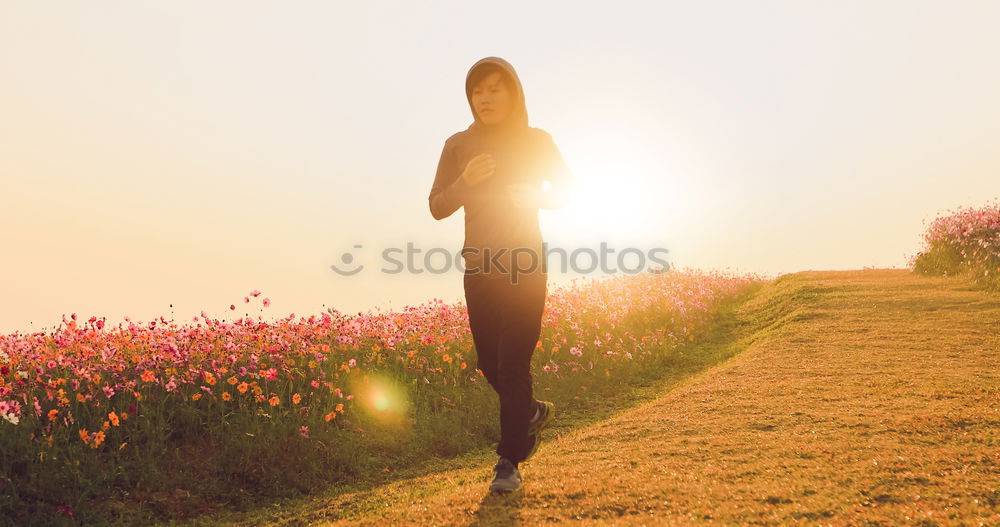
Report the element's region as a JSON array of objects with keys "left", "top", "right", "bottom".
[{"left": 910, "top": 198, "right": 1000, "bottom": 291}]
